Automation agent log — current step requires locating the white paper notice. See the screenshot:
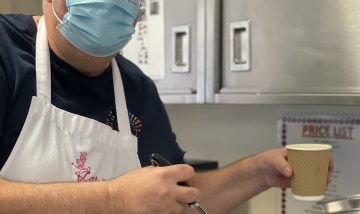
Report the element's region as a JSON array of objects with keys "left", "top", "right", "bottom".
[
  {"left": 122, "top": 0, "right": 166, "bottom": 80},
  {"left": 277, "top": 115, "right": 360, "bottom": 214}
]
